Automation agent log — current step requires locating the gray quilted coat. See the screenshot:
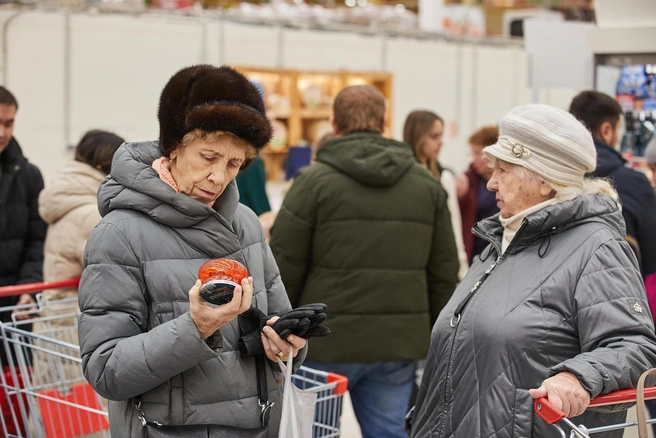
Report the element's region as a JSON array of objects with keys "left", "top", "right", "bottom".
[
  {"left": 409, "top": 193, "right": 656, "bottom": 437},
  {"left": 78, "top": 141, "right": 306, "bottom": 438}
]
